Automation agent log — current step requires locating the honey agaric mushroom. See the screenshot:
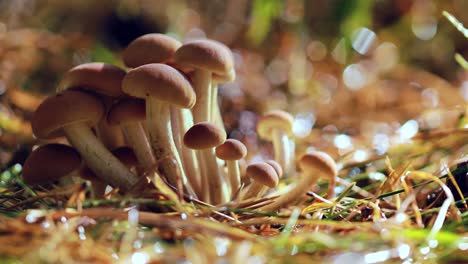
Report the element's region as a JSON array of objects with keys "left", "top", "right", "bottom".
[
  {"left": 215, "top": 139, "right": 247, "bottom": 197},
  {"left": 122, "top": 34, "right": 199, "bottom": 190},
  {"left": 123, "top": 33, "right": 182, "bottom": 68},
  {"left": 122, "top": 63, "right": 196, "bottom": 197},
  {"left": 241, "top": 162, "right": 279, "bottom": 200},
  {"left": 184, "top": 121, "right": 227, "bottom": 204},
  {"left": 22, "top": 143, "right": 81, "bottom": 185},
  {"left": 257, "top": 110, "right": 294, "bottom": 173},
  {"left": 57, "top": 62, "right": 128, "bottom": 149},
  {"left": 31, "top": 90, "right": 139, "bottom": 191},
  {"left": 260, "top": 151, "right": 337, "bottom": 212},
  {"left": 108, "top": 98, "right": 155, "bottom": 171},
  {"left": 174, "top": 39, "right": 234, "bottom": 123}
]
